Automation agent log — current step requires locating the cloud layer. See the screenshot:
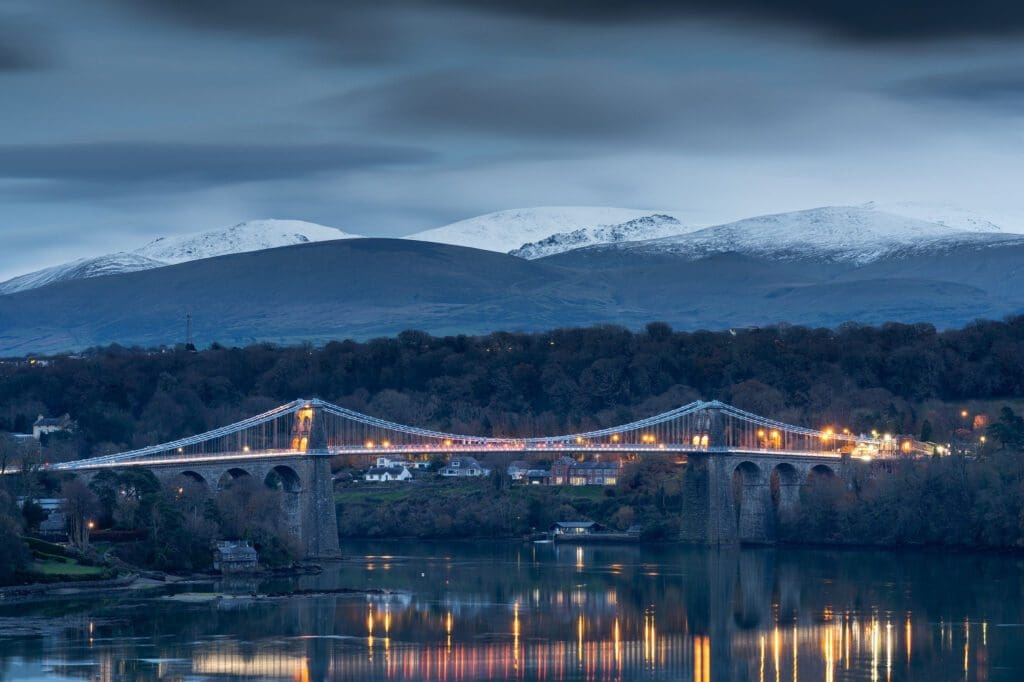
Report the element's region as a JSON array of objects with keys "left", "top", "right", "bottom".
[{"left": 0, "top": 0, "right": 1022, "bottom": 280}]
